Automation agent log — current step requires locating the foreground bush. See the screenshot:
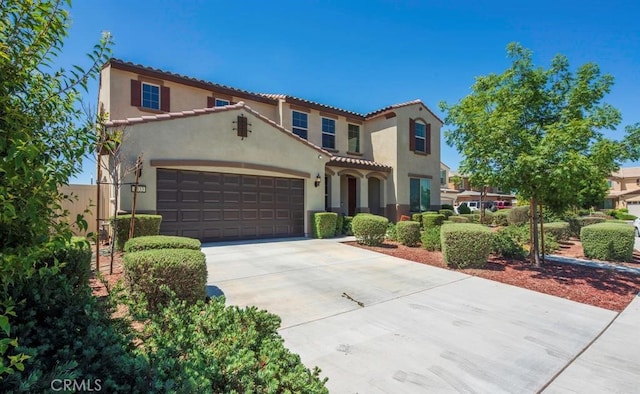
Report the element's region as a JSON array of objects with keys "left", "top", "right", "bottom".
[
  {"left": 581, "top": 222, "right": 634, "bottom": 262},
  {"left": 143, "top": 297, "right": 328, "bottom": 393},
  {"left": 352, "top": 214, "right": 389, "bottom": 246},
  {"left": 395, "top": 221, "right": 421, "bottom": 246},
  {"left": 491, "top": 227, "right": 527, "bottom": 259},
  {"left": 422, "top": 213, "right": 445, "bottom": 228},
  {"left": 542, "top": 222, "right": 570, "bottom": 242},
  {"left": 124, "top": 235, "right": 201, "bottom": 253},
  {"left": 39, "top": 237, "right": 92, "bottom": 290},
  {"left": 421, "top": 226, "right": 442, "bottom": 251},
  {"left": 111, "top": 214, "right": 162, "bottom": 251},
  {"left": 441, "top": 224, "right": 493, "bottom": 268},
  {"left": 123, "top": 249, "right": 207, "bottom": 311},
  {"left": 507, "top": 206, "right": 530, "bottom": 226},
  {"left": 567, "top": 216, "right": 607, "bottom": 238},
  {"left": 313, "top": 212, "right": 338, "bottom": 238}
]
